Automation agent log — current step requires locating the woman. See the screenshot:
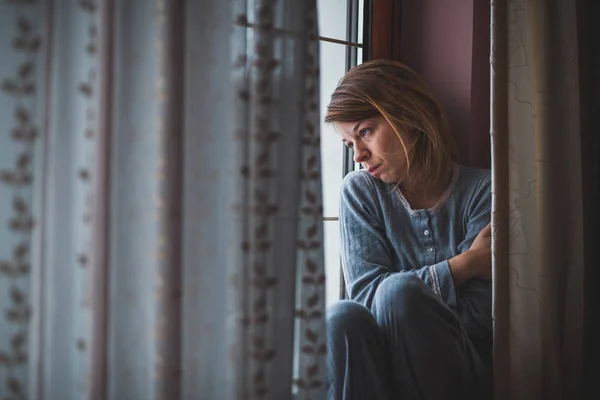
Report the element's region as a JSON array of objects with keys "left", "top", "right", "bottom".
[{"left": 325, "top": 60, "right": 492, "bottom": 399}]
